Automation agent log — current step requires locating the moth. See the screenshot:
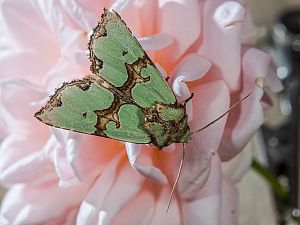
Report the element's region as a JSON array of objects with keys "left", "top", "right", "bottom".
[
  {"left": 35, "top": 9, "right": 193, "bottom": 149},
  {"left": 35, "top": 8, "right": 250, "bottom": 212}
]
